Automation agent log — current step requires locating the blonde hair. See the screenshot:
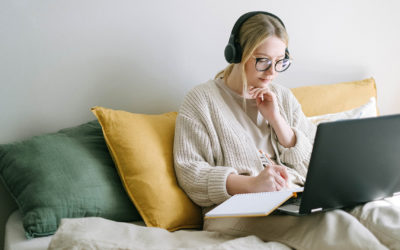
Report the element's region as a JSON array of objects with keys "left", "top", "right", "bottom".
[{"left": 215, "top": 14, "right": 289, "bottom": 97}]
